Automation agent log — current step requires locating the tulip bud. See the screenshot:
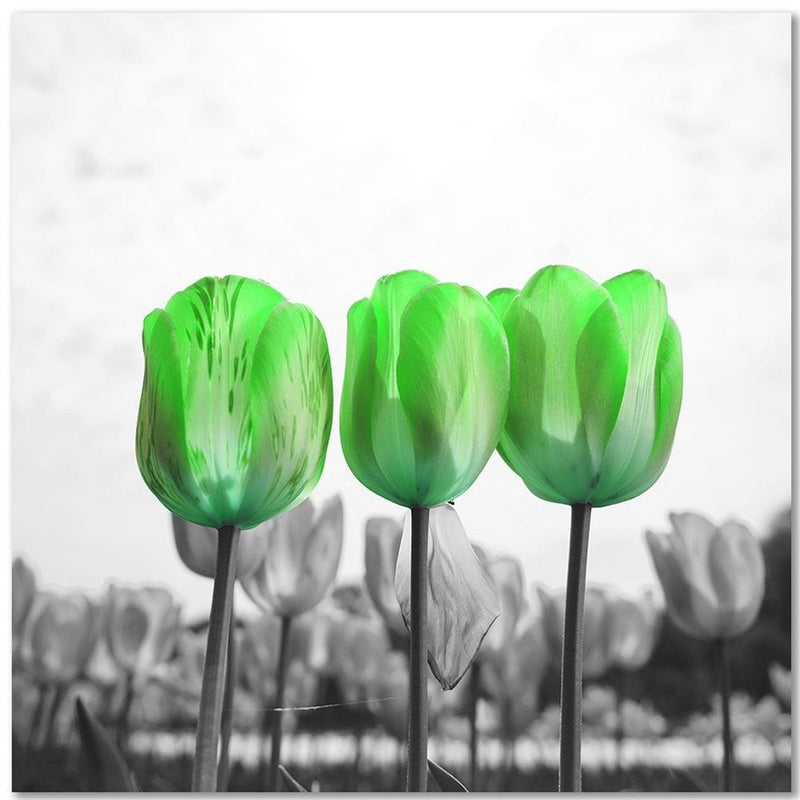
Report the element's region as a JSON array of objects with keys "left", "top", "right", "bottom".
[
  {"left": 171, "top": 513, "right": 268, "bottom": 579},
  {"left": 536, "top": 584, "right": 612, "bottom": 679},
  {"left": 105, "top": 585, "right": 182, "bottom": 680},
  {"left": 340, "top": 270, "right": 510, "bottom": 508},
  {"left": 363, "top": 516, "right": 407, "bottom": 636},
  {"left": 330, "top": 612, "right": 391, "bottom": 703},
  {"left": 12, "top": 556, "right": 37, "bottom": 648},
  {"left": 645, "top": 512, "right": 765, "bottom": 641},
  {"left": 491, "top": 266, "right": 683, "bottom": 507},
  {"left": 395, "top": 504, "right": 501, "bottom": 689},
  {"left": 240, "top": 495, "right": 344, "bottom": 618},
  {"left": 19, "top": 591, "right": 96, "bottom": 685},
  {"left": 136, "top": 275, "right": 333, "bottom": 530},
  {"left": 605, "top": 589, "right": 661, "bottom": 671}
]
